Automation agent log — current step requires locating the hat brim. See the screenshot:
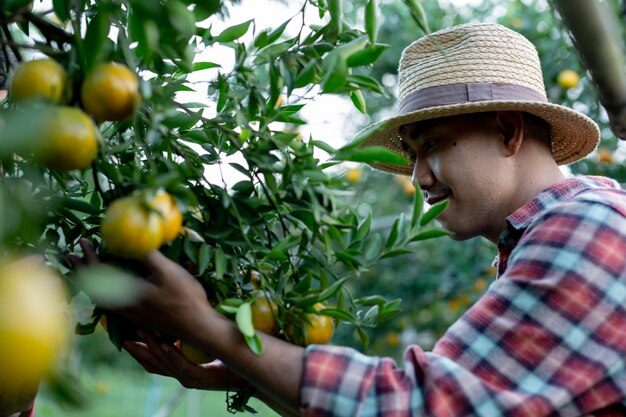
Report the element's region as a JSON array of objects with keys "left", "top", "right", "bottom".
[{"left": 359, "top": 100, "right": 601, "bottom": 176}]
